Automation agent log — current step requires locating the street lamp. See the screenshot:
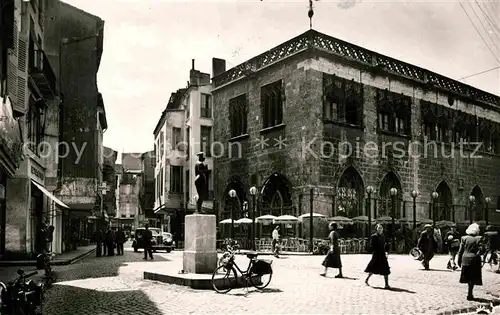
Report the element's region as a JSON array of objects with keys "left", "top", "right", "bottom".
[
  {"left": 309, "top": 186, "right": 317, "bottom": 253},
  {"left": 249, "top": 186, "right": 258, "bottom": 251},
  {"left": 366, "top": 186, "right": 374, "bottom": 236},
  {"left": 228, "top": 189, "right": 237, "bottom": 240},
  {"left": 389, "top": 188, "right": 398, "bottom": 251},
  {"left": 411, "top": 190, "right": 418, "bottom": 230},
  {"left": 468, "top": 195, "right": 475, "bottom": 224},
  {"left": 485, "top": 197, "right": 491, "bottom": 226},
  {"left": 431, "top": 192, "right": 439, "bottom": 225}
]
